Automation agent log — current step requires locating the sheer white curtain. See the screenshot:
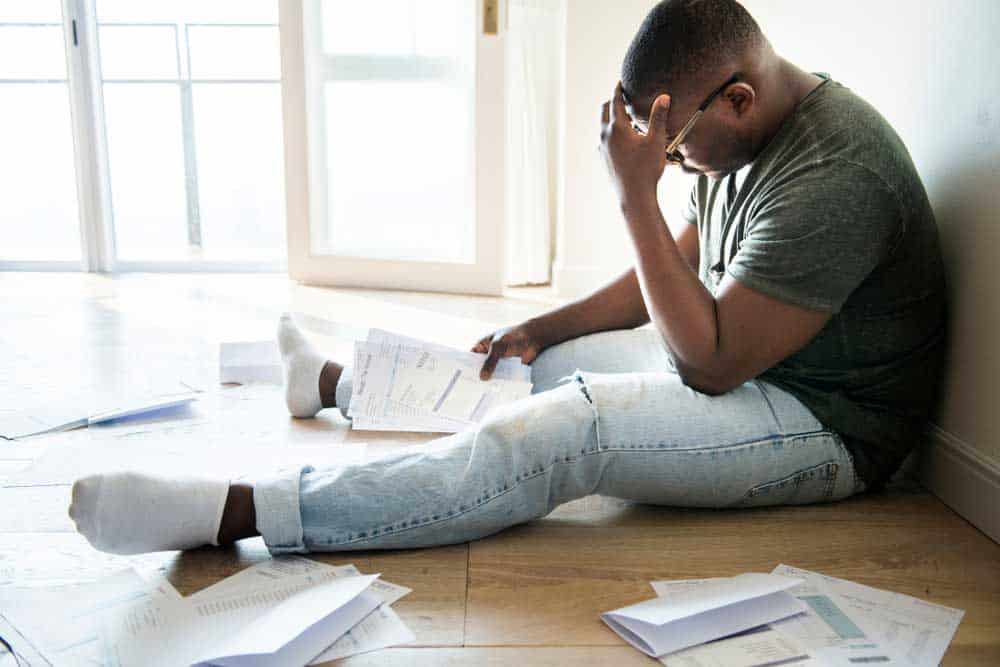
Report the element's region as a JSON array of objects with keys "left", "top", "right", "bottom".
[{"left": 506, "top": 0, "right": 564, "bottom": 285}]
